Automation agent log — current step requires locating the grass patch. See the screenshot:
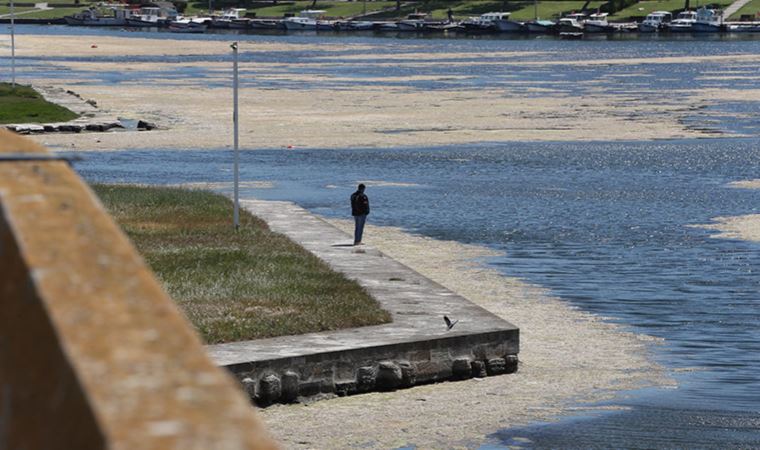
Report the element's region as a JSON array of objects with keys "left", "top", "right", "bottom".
[
  {"left": 609, "top": 0, "right": 734, "bottom": 20},
  {"left": 730, "top": 0, "right": 760, "bottom": 19},
  {"left": 19, "top": 6, "right": 88, "bottom": 18},
  {"left": 424, "top": 0, "right": 602, "bottom": 20},
  {"left": 93, "top": 184, "right": 391, "bottom": 344},
  {"left": 0, "top": 83, "right": 78, "bottom": 124},
  {"left": 185, "top": 0, "right": 398, "bottom": 17}
]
